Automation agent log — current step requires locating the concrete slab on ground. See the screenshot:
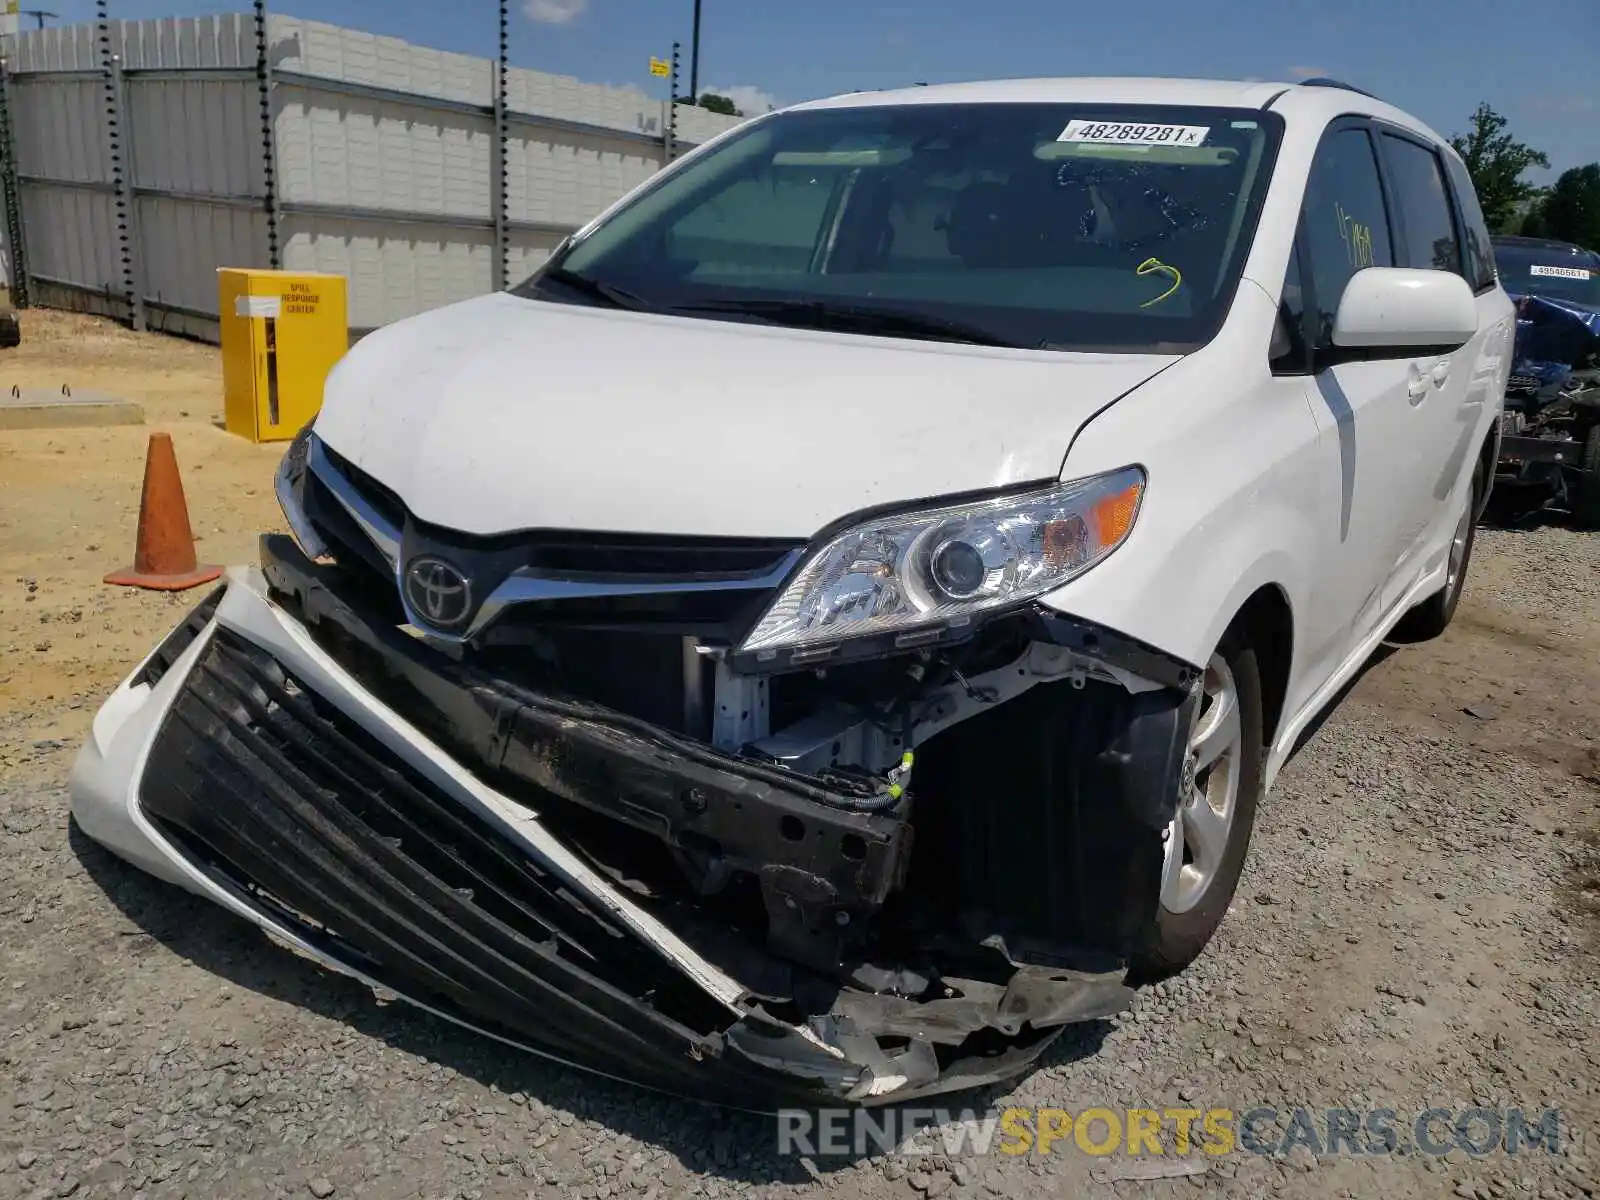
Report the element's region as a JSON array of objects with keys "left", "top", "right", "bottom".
[{"left": 0, "top": 386, "right": 145, "bottom": 430}]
